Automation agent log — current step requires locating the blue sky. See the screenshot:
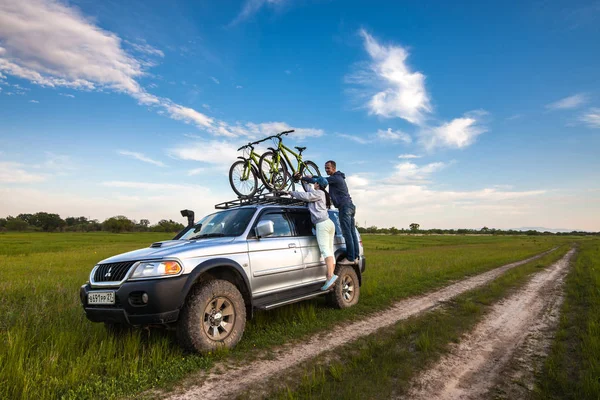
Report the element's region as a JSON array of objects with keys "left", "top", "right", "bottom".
[{"left": 0, "top": 0, "right": 599, "bottom": 230}]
